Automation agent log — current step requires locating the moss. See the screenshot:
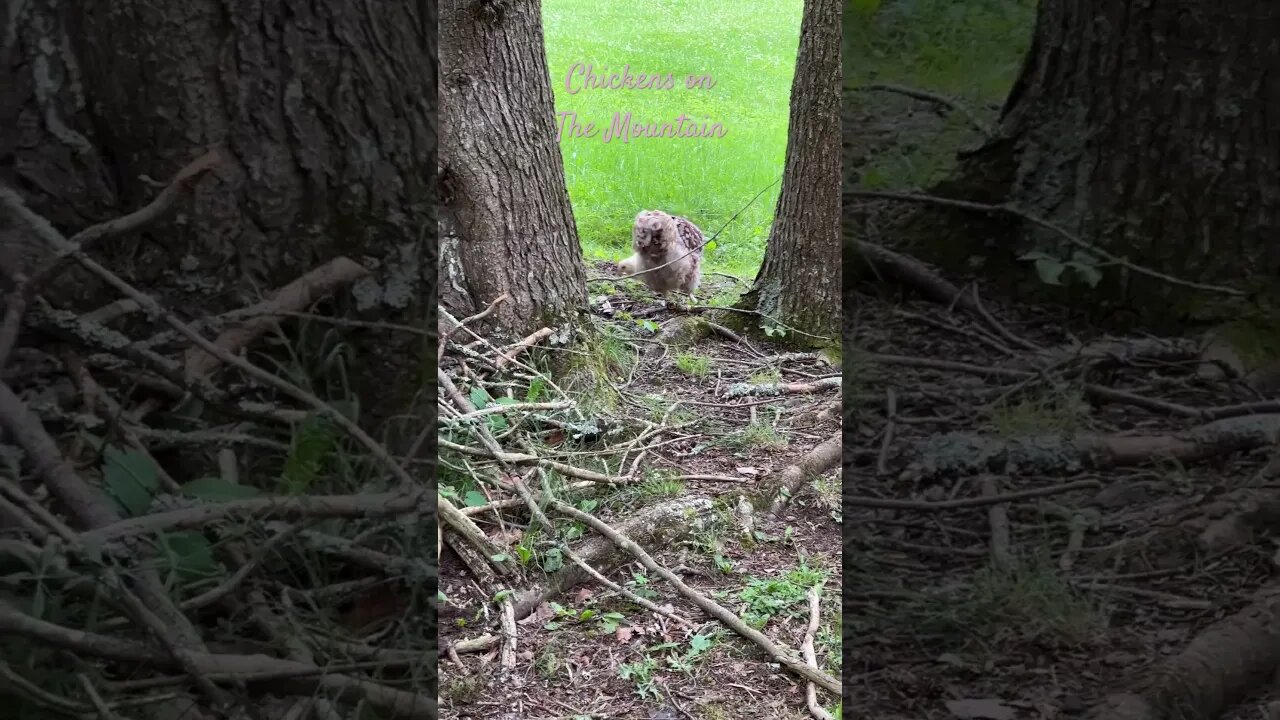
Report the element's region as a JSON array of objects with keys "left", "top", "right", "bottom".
[{"left": 1216, "top": 316, "right": 1280, "bottom": 370}]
